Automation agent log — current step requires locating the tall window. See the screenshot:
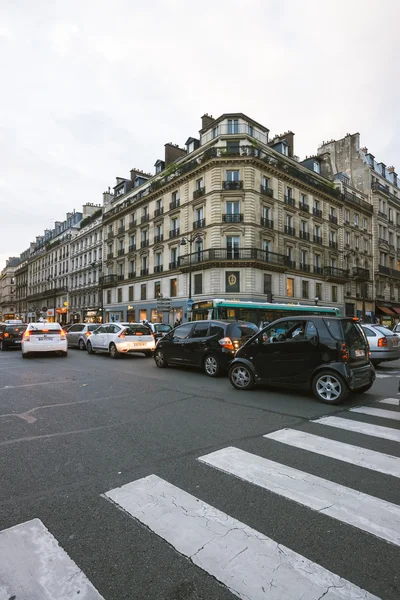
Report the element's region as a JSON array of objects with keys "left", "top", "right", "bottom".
[
  {"left": 316, "top": 282, "right": 322, "bottom": 300},
  {"left": 141, "top": 284, "right": 146, "bottom": 300},
  {"left": 262, "top": 175, "right": 270, "bottom": 189},
  {"left": 302, "top": 280, "right": 309, "bottom": 299},
  {"left": 264, "top": 274, "right": 272, "bottom": 296},
  {"left": 301, "top": 250, "right": 308, "bottom": 266},
  {"left": 226, "top": 201, "right": 240, "bottom": 215},
  {"left": 227, "top": 118, "right": 239, "bottom": 134},
  {"left": 262, "top": 206, "right": 271, "bottom": 220},
  {"left": 171, "top": 217, "right": 179, "bottom": 232},
  {"left": 195, "top": 206, "right": 204, "bottom": 221},
  {"left": 286, "top": 278, "right": 294, "bottom": 297},
  {"left": 196, "top": 177, "right": 204, "bottom": 190},
  {"left": 117, "top": 288, "right": 122, "bottom": 303},
  {"left": 194, "top": 273, "right": 202, "bottom": 295},
  {"left": 141, "top": 256, "right": 148, "bottom": 271},
  {"left": 128, "top": 286, "right": 134, "bottom": 301},
  {"left": 154, "top": 281, "right": 161, "bottom": 298},
  {"left": 226, "top": 235, "right": 240, "bottom": 259},
  {"left": 170, "top": 247, "right": 178, "bottom": 266},
  {"left": 332, "top": 286, "right": 338, "bottom": 302},
  {"left": 170, "top": 278, "right": 177, "bottom": 297},
  {"left": 345, "top": 209, "right": 350, "bottom": 223},
  {"left": 155, "top": 252, "right": 163, "bottom": 267},
  {"left": 226, "top": 170, "right": 240, "bottom": 182},
  {"left": 107, "top": 290, "right": 112, "bottom": 304}
]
